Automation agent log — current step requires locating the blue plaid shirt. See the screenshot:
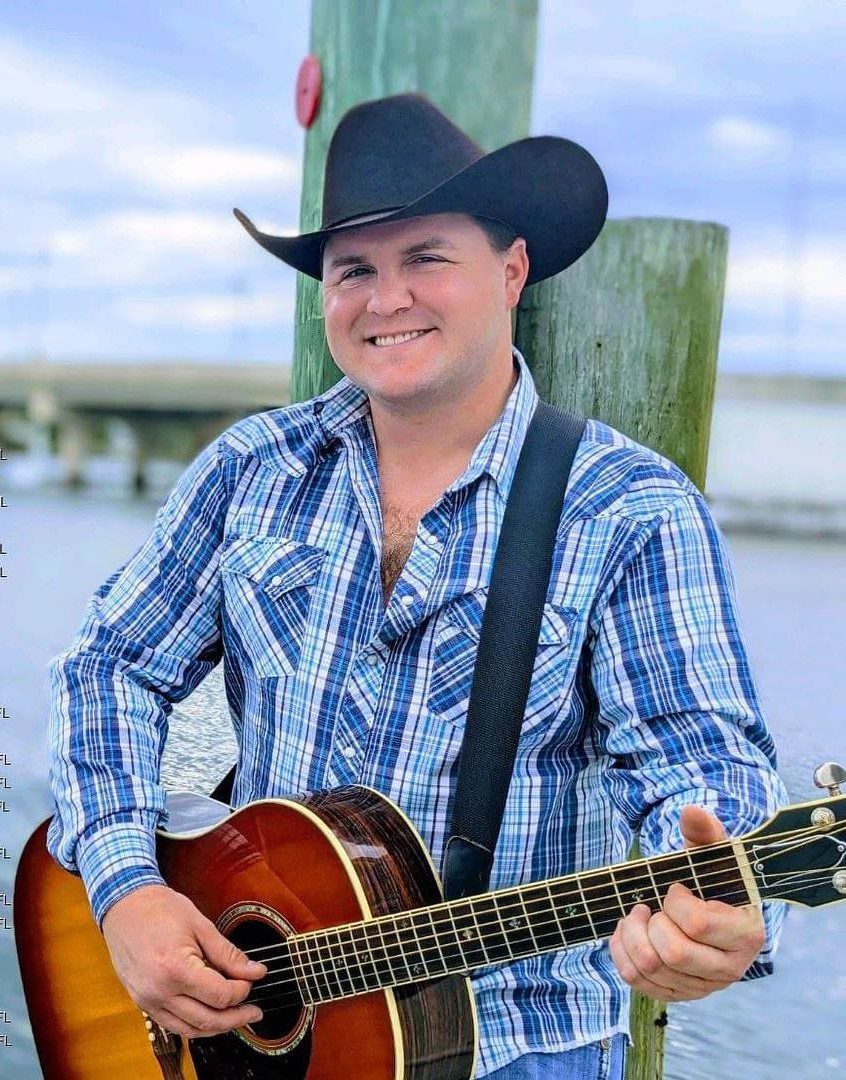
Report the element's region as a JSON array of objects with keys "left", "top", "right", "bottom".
[{"left": 48, "top": 346, "right": 787, "bottom": 1077}]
